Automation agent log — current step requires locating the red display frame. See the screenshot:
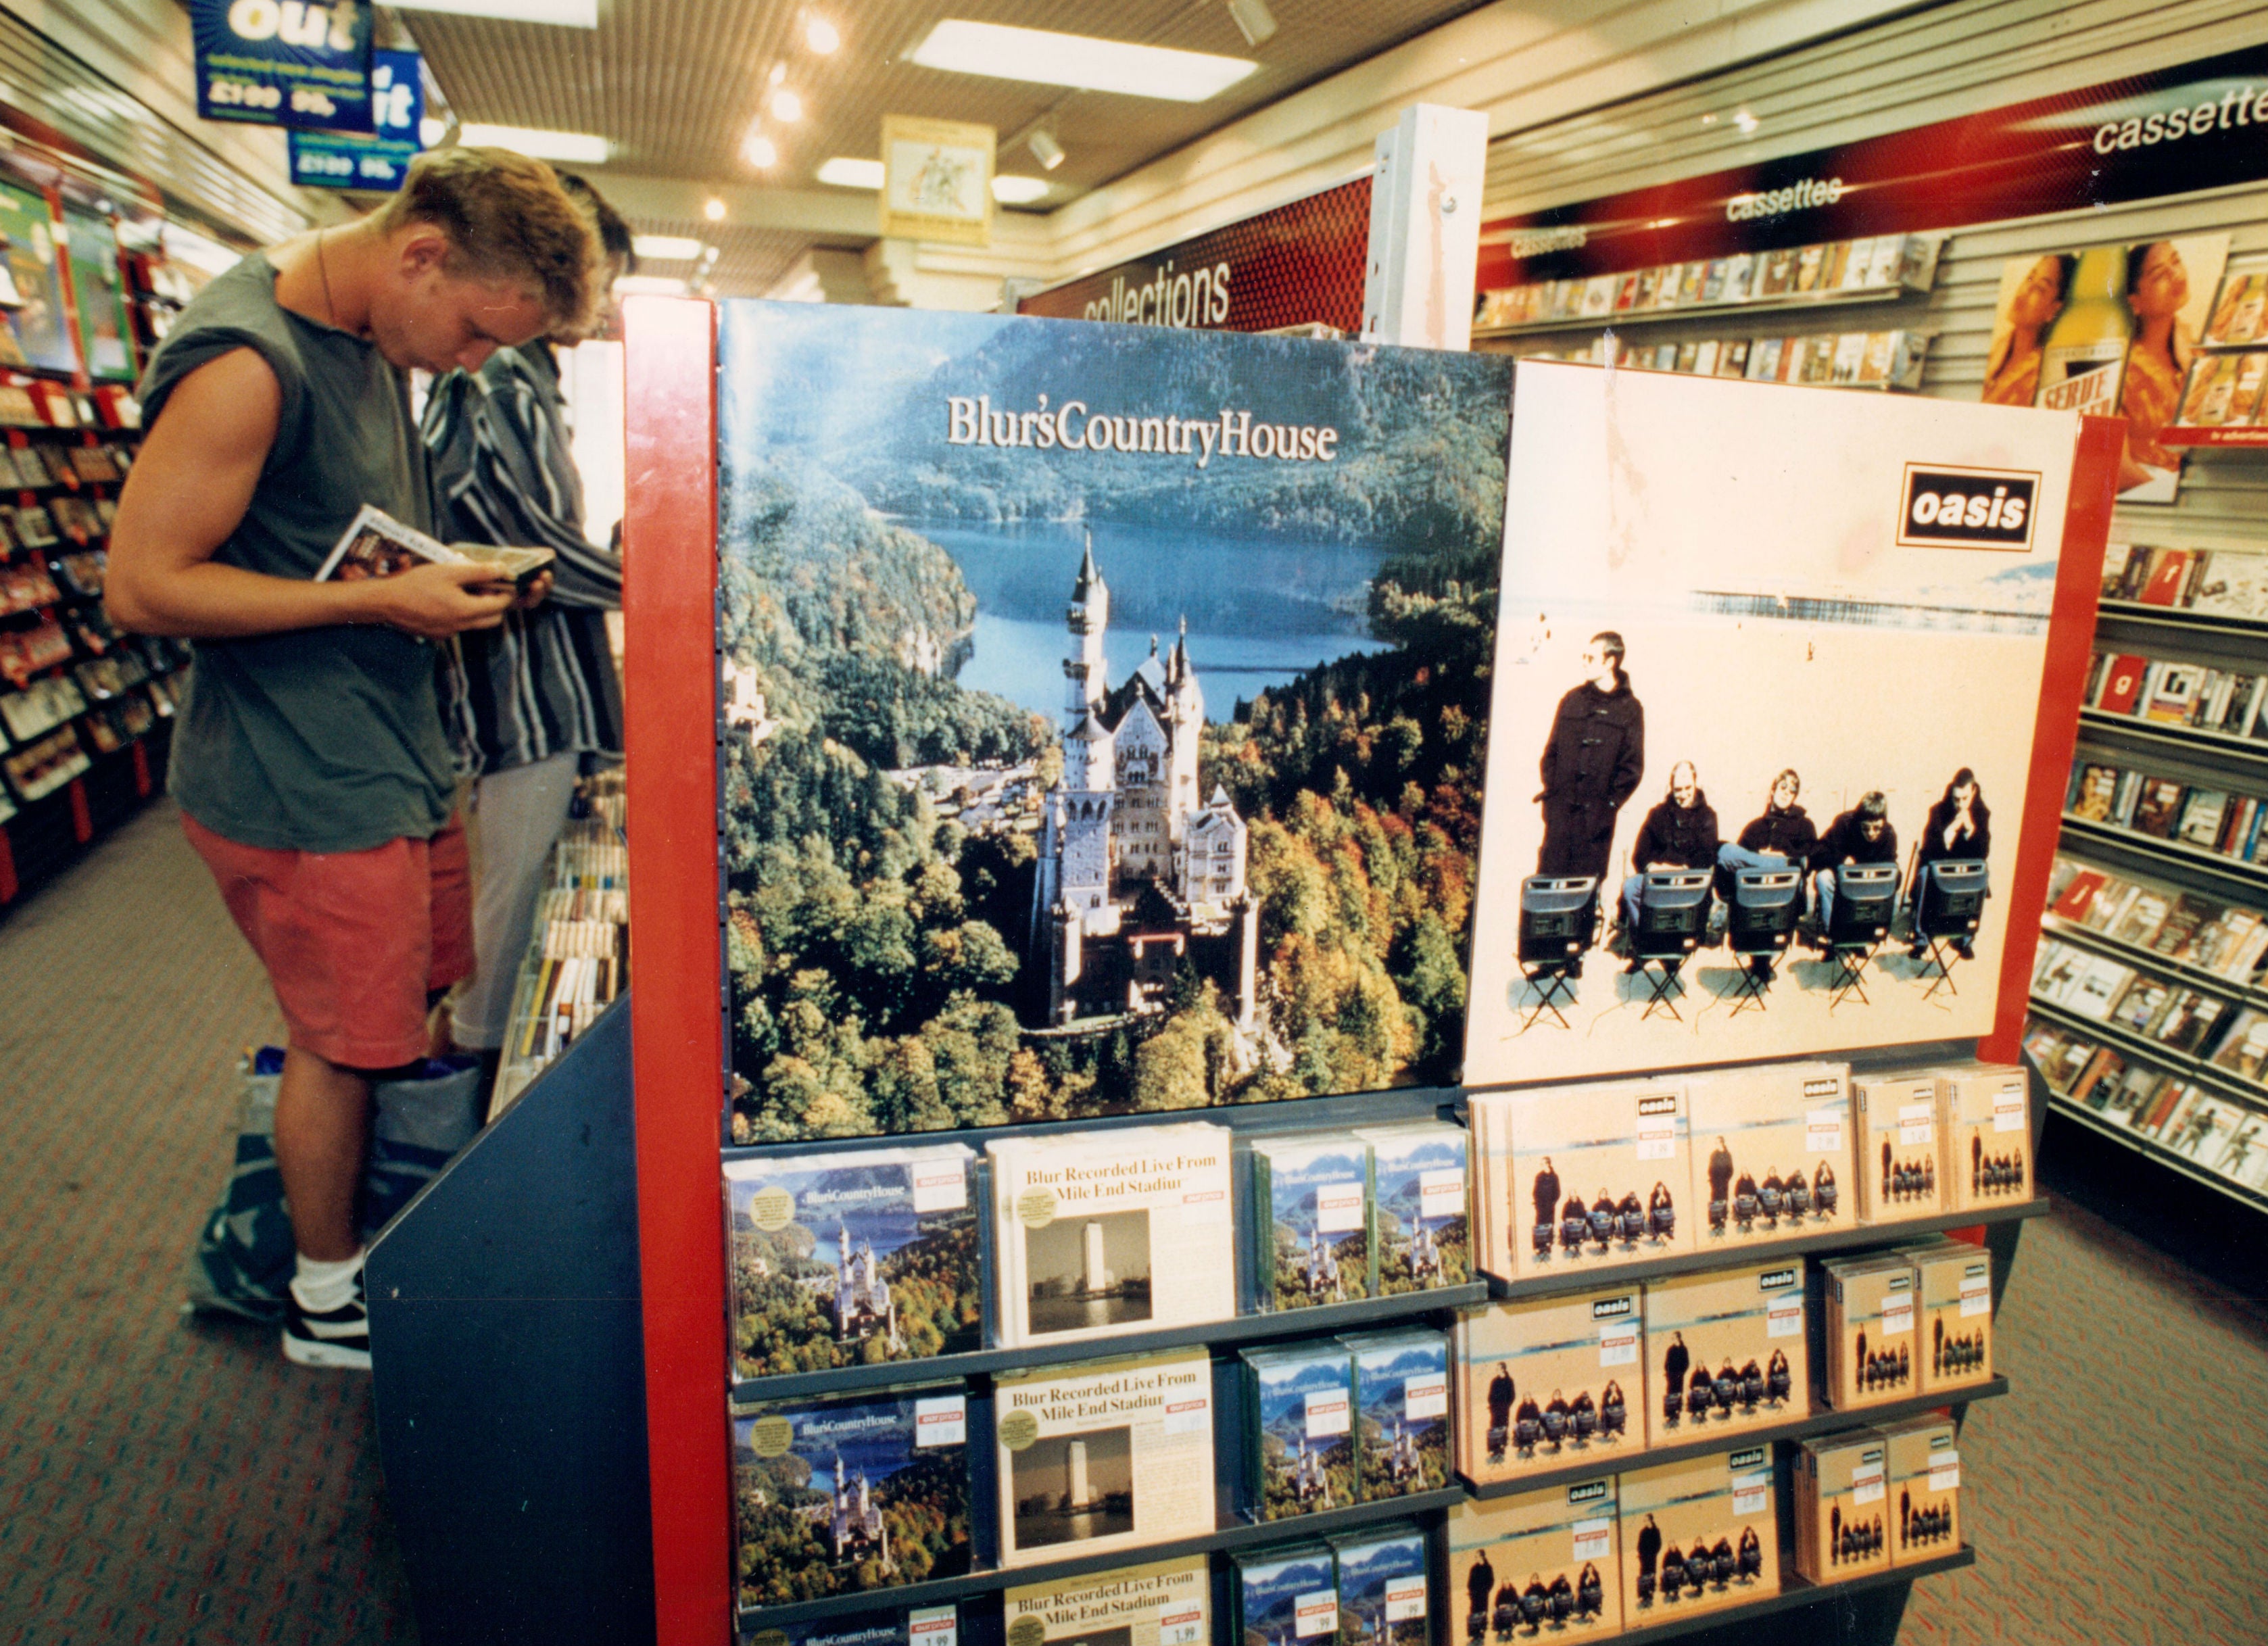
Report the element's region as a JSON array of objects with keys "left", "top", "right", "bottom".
[
  {"left": 614, "top": 303, "right": 2120, "bottom": 1643},
  {"left": 621, "top": 296, "right": 731, "bottom": 1645}
]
